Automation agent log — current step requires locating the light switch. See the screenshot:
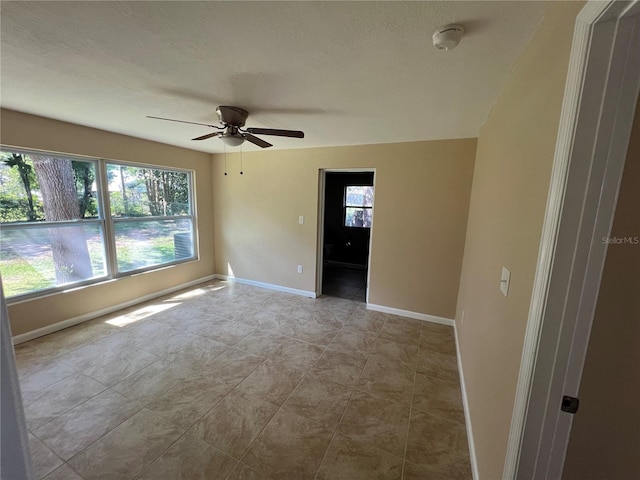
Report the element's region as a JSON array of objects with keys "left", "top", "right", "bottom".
[
  {"left": 500, "top": 267, "right": 511, "bottom": 297},
  {"left": 297, "top": 265, "right": 303, "bottom": 274},
  {"left": 298, "top": 216, "right": 304, "bottom": 225}
]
